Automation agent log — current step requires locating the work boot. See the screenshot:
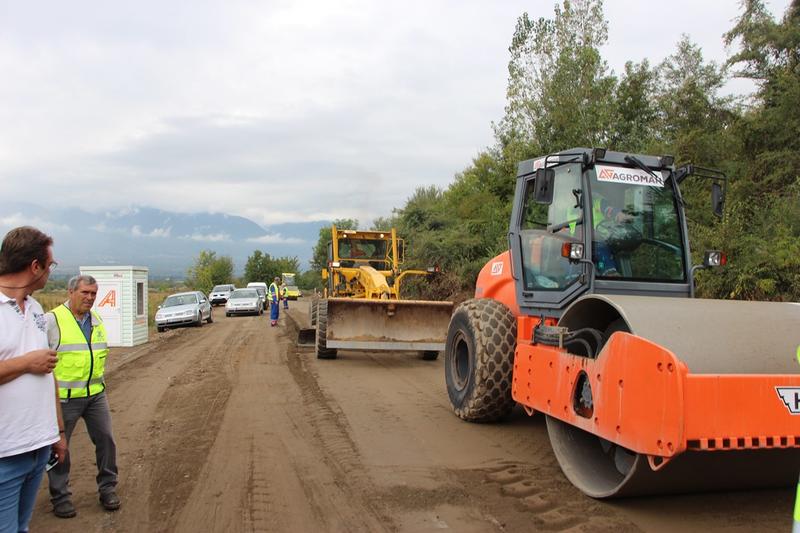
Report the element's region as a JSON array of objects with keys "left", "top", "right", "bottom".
[
  {"left": 53, "top": 500, "right": 77, "bottom": 518},
  {"left": 99, "top": 491, "right": 121, "bottom": 511}
]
